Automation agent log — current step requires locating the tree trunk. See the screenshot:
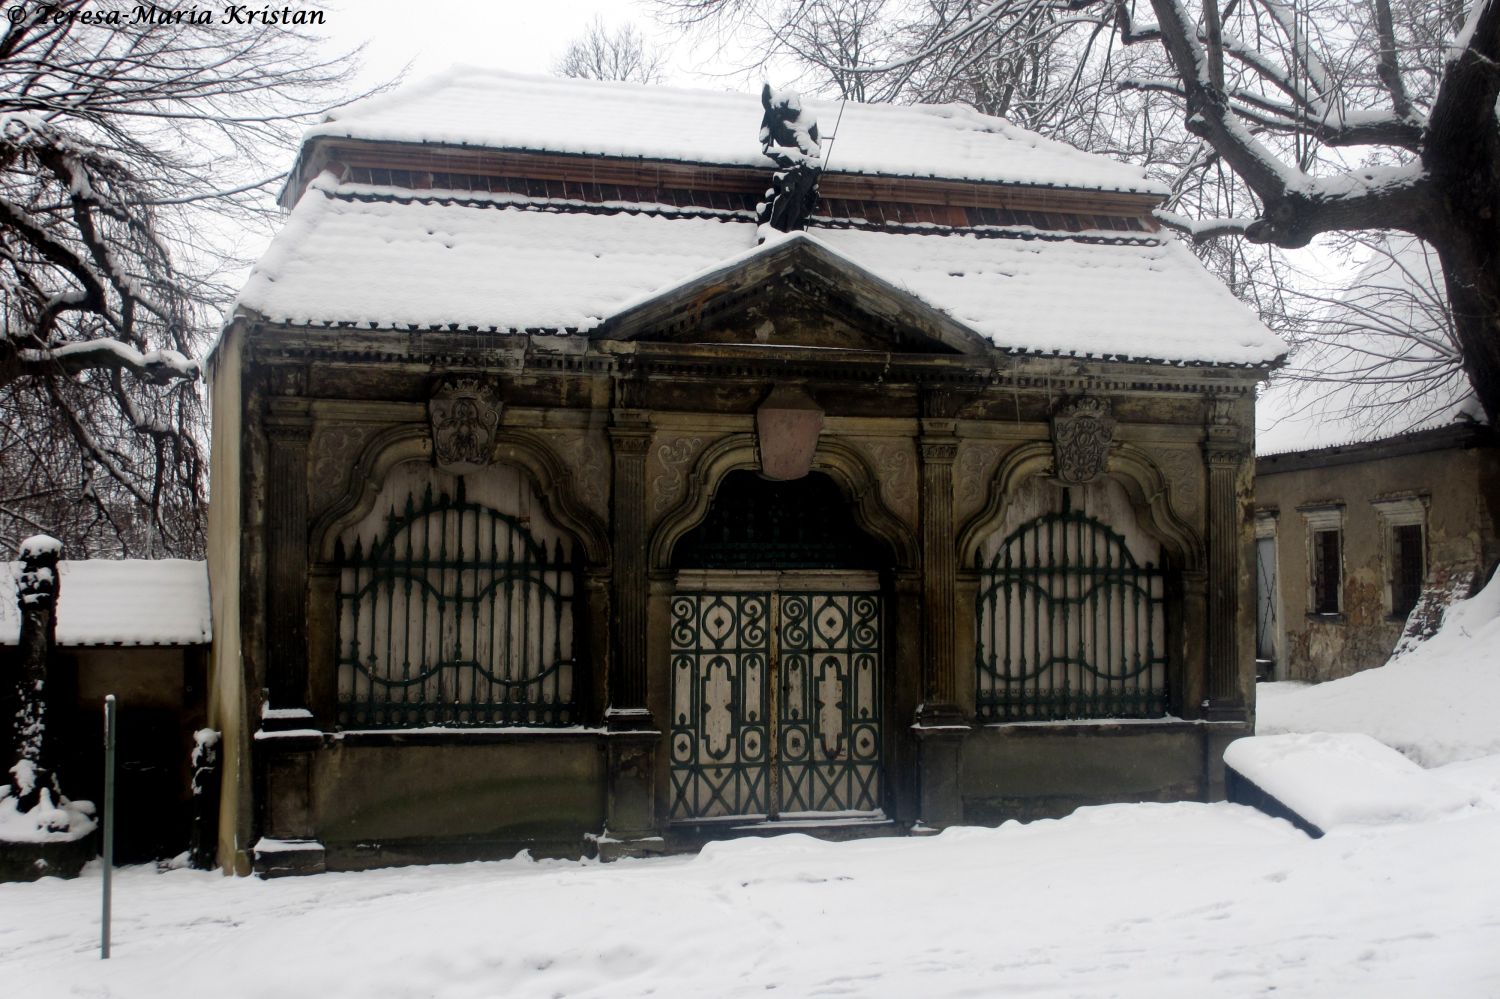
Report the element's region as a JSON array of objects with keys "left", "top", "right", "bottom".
[
  {"left": 10, "top": 535, "right": 61, "bottom": 812},
  {"left": 1438, "top": 238, "right": 1500, "bottom": 429}
]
